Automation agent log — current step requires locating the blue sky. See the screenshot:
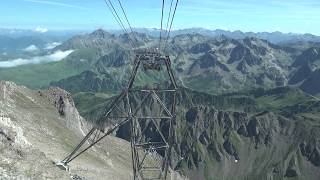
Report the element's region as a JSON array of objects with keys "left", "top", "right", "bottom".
[{"left": 1, "top": 0, "right": 320, "bottom": 35}]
